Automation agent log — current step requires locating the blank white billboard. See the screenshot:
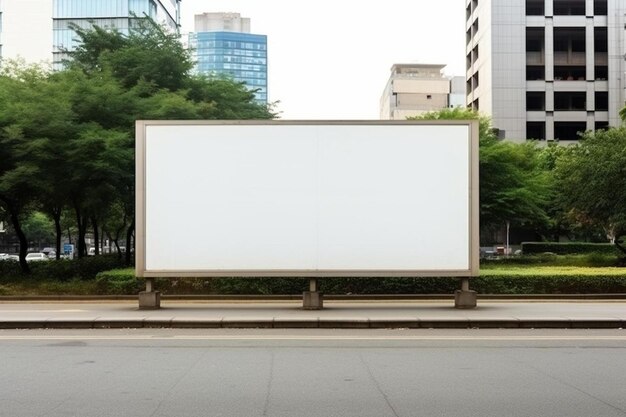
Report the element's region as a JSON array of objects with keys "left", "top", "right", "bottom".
[{"left": 136, "top": 121, "right": 479, "bottom": 277}]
